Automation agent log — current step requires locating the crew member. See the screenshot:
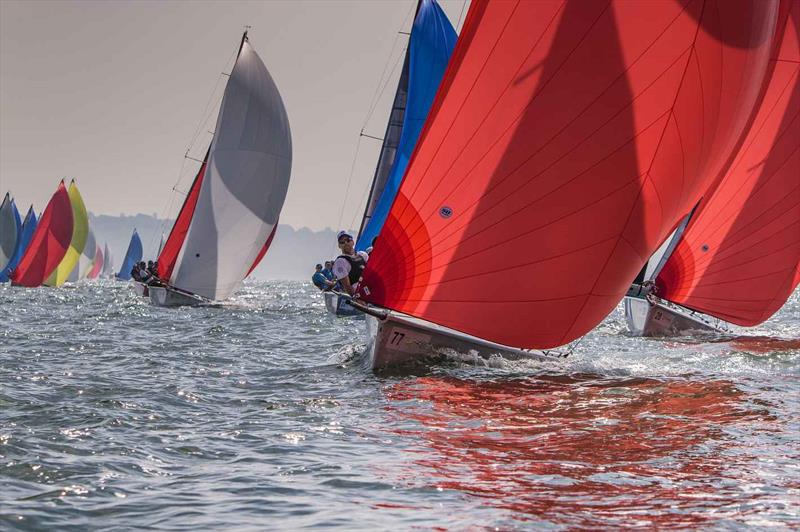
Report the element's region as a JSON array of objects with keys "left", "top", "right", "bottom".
[{"left": 332, "top": 231, "right": 368, "bottom": 296}]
